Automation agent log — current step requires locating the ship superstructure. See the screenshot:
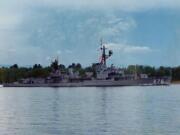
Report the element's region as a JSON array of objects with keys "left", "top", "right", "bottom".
[{"left": 93, "top": 39, "right": 123, "bottom": 80}]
